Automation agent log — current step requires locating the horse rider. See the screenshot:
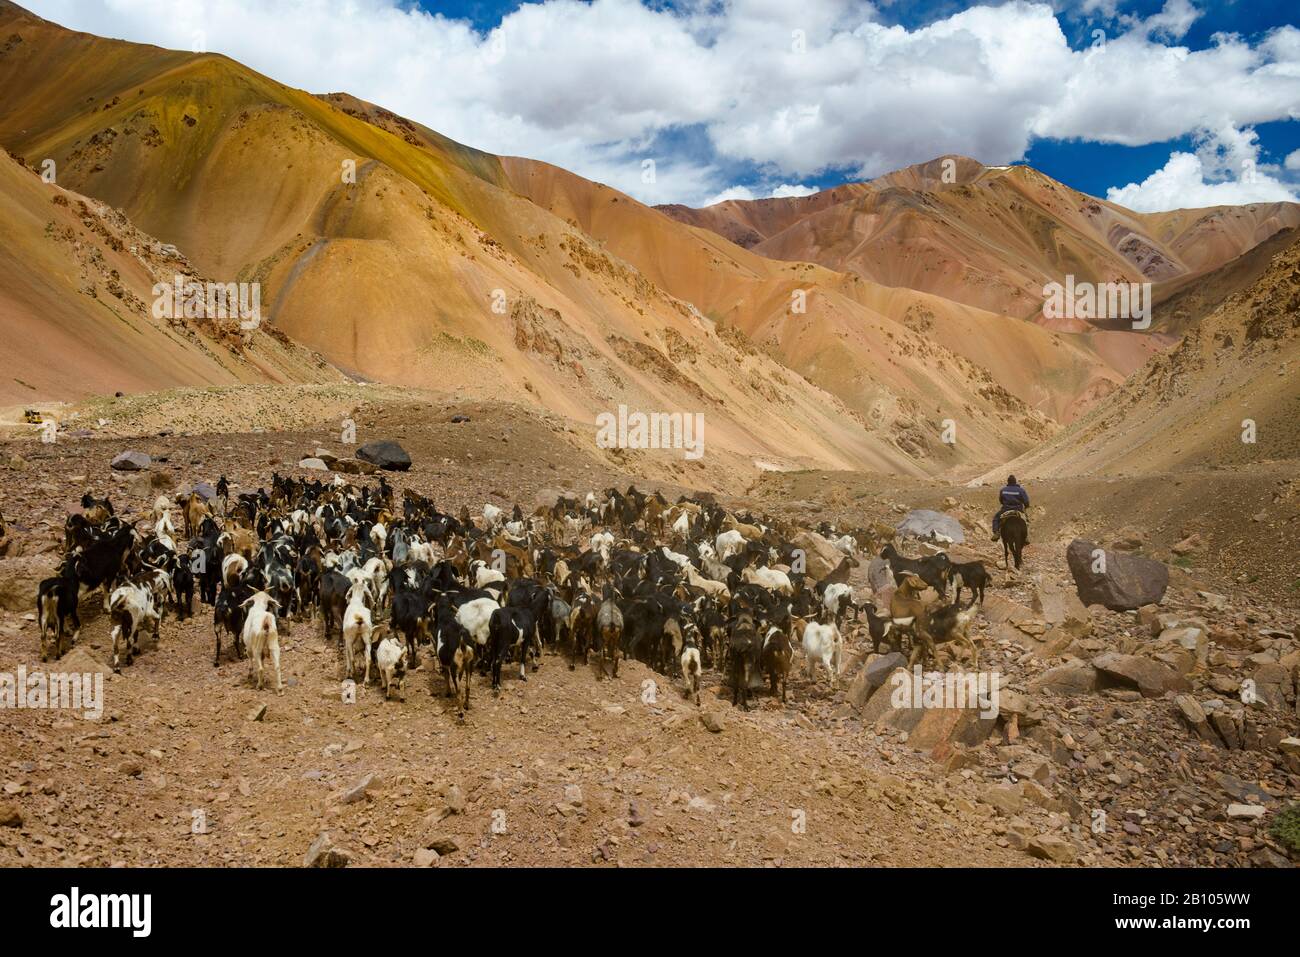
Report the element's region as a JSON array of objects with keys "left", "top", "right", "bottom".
[{"left": 991, "top": 474, "right": 1030, "bottom": 541}]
